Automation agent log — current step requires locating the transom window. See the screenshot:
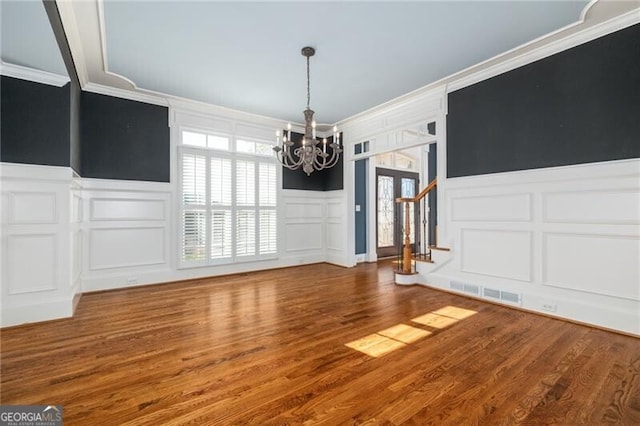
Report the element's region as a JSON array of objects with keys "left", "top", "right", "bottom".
[{"left": 179, "top": 128, "right": 277, "bottom": 267}]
